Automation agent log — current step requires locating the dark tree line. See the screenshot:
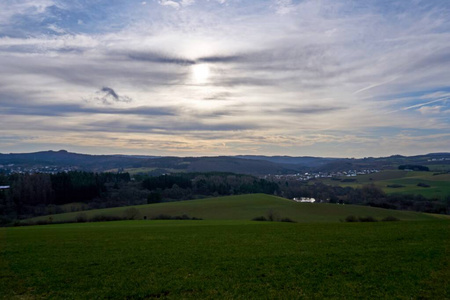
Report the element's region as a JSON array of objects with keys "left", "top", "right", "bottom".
[
  {"left": 142, "top": 174, "right": 192, "bottom": 190},
  {"left": 0, "top": 172, "right": 131, "bottom": 222},
  {"left": 398, "top": 165, "right": 429, "bottom": 171},
  {"left": 142, "top": 173, "right": 280, "bottom": 202}
]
